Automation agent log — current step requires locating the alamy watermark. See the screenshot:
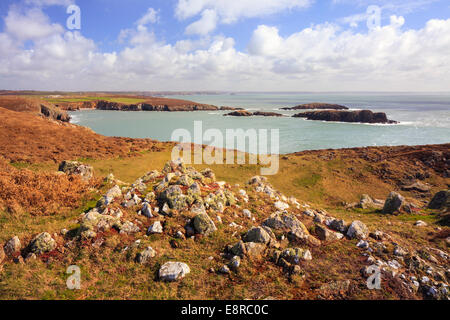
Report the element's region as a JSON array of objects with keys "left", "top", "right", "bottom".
[
  {"left": 66, "top": 4, "right": 81, "bottom": 30},
  {"left": 366, "top": 265, "right": 381, "bottom": 290},
  {"left": 171, "top": 121, "right": 280, "bottom": 175},
  {"left": 66, "top": 265, "right": 81, "bottom": 290}
]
